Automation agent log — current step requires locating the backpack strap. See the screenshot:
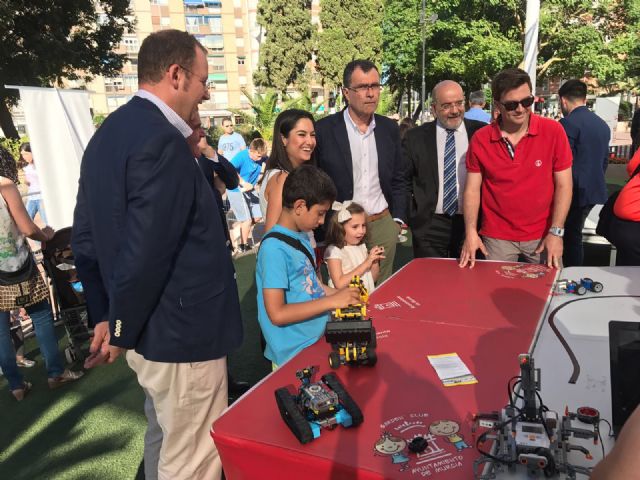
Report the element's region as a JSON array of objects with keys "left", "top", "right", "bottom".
[{"left": 260, "top": 231, "right": 316, "bottom": 270}]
